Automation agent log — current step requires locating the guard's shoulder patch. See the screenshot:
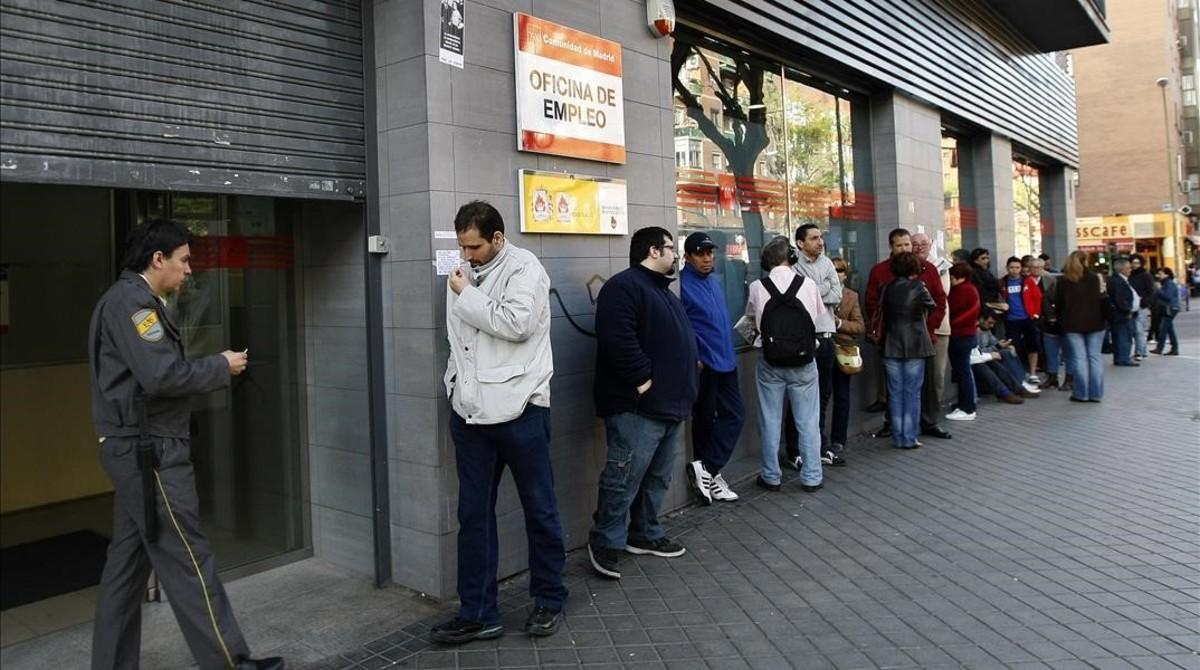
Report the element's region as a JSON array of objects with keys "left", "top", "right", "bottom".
[{"left": 131, "top": 308, "right": 164, "bottom": 342}]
